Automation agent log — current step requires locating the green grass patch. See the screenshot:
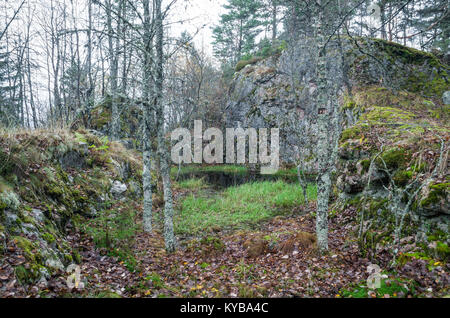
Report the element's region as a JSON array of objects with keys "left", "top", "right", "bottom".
[
  {"left": 175, "top": 178, "right": 209, "bottom": 190},
  {"left": 339, "top": 275, "right": 415, "bottom": 298},
  {"left": 175, "top": 180, "right": 317, "bottom": 235}
]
